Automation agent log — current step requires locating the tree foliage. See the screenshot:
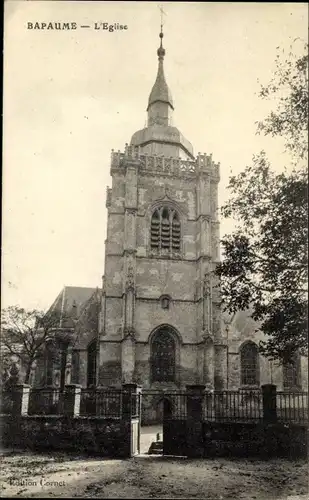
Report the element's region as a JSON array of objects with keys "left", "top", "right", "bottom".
[
  {"left": 216, "top": 42, "right": 308, "bottom": 362},
  {"left": 0, "top": 306, "right": 72, "bottom": 384},
  {"left": 257, "top": 41, "right": 308, "bottom": 161}
]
